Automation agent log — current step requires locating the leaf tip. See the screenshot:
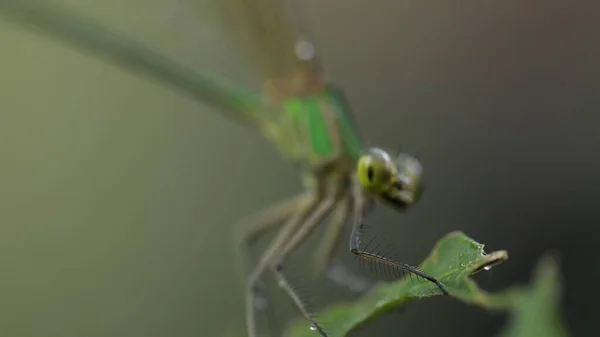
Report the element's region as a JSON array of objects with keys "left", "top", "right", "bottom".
[{"left": 471, "top": 249, "right": 509, "bottom": 274}]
